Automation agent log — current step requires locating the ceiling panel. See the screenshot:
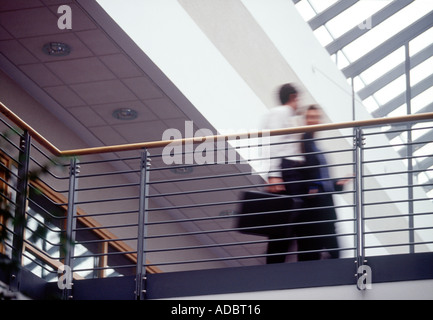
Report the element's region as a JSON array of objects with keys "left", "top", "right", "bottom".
[
  {"left": 75, "top": 29, "right": 120, "bottom": 55},
  {"left": 99, "top": 54, "right": 143, "bottom": 78},
  {"left": 113, "top": 120, "right": 169, "bottom": 143},
  {"left": 20, "top": 63, "right": 63, "bottom": 86},
  {"left": 144, "top": 98, "right": 187, "bottom": 120},
  {"left": 0, "top": 0, "right": 44, "bottom": 11},
  {"left": 122, "top": 76, "right": 164, "bottom": 100},
  {"left": 0, "top": 25, "right": 12, "bottom": 40},
  {"left": 43, "top": 85, "right": 86, "bottom": 107},
  {"left": 0, "top": 39, "right": 39, "bottom": 64},
  {"left": 88, "top": 125, "right": 129, "bottom": 146},
  {"left": 0, "top": 7, "right": 59, "bottom": 38},
  {"left": 68, "top": 105, "right": 107, "bottom": 127},
  {"left": 45, "top": 56, "right": 116, "bottom": 84},
  {"left": 69, "top": 79, "right": 136, "bottom": 104}
]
